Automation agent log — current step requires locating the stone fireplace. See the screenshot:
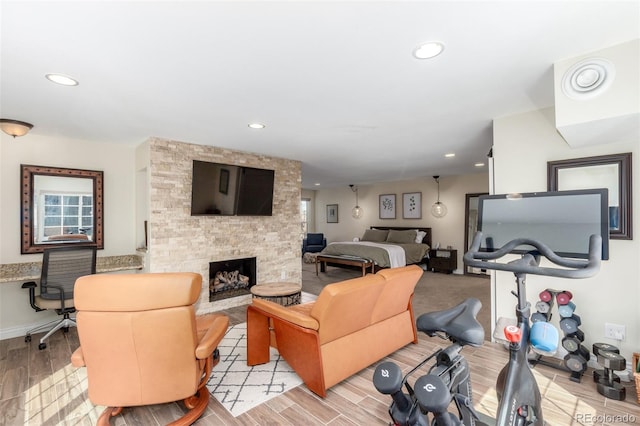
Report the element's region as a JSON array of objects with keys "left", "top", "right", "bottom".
[
  {"left": 209, "top": 257, "right": 256, "bottom": 302},
  {"left": 142, "top": 137, "right": 303, "bottom": 316}
]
